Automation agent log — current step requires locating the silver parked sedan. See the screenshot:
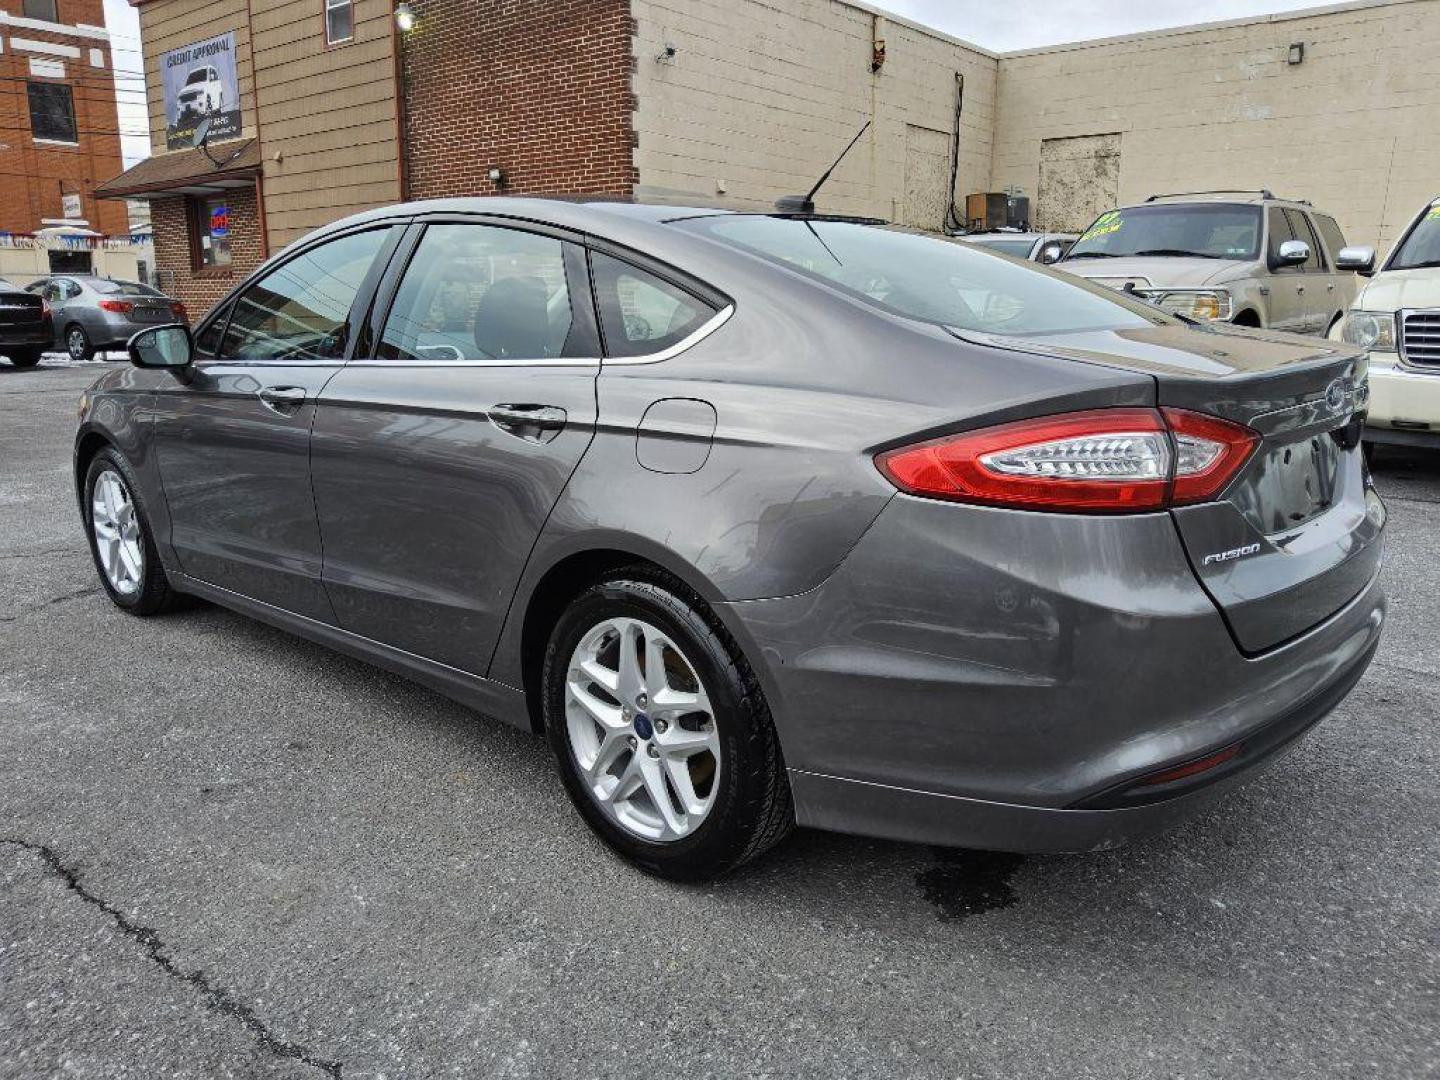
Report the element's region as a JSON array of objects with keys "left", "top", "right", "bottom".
[
  {"left": 28, "top": 276, "right": 187, "bottom": 361},
  {"left": 74, "top": 199, "right": 1386, "bottom": 880}
]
